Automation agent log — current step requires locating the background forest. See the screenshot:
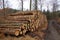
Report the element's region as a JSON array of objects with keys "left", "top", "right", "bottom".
[{"left": 0, "top": 0, "right": 60, "bottom": 19}]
